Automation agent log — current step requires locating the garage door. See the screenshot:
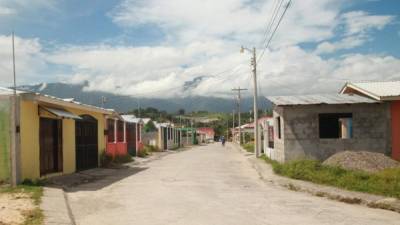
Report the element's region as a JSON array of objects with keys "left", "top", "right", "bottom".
[{"left": 75, "top": 115, "right": 98, "bottom": 171}]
